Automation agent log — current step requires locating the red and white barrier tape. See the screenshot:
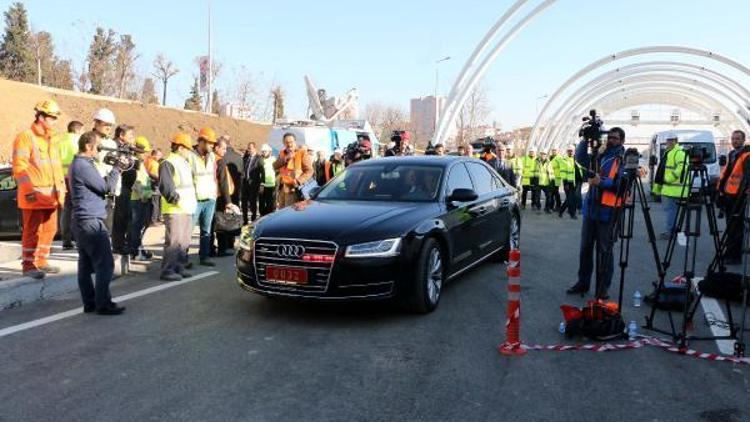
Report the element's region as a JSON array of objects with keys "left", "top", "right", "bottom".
[{"left": 523, "top": 337, "right": 750, "bottom": 365}]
